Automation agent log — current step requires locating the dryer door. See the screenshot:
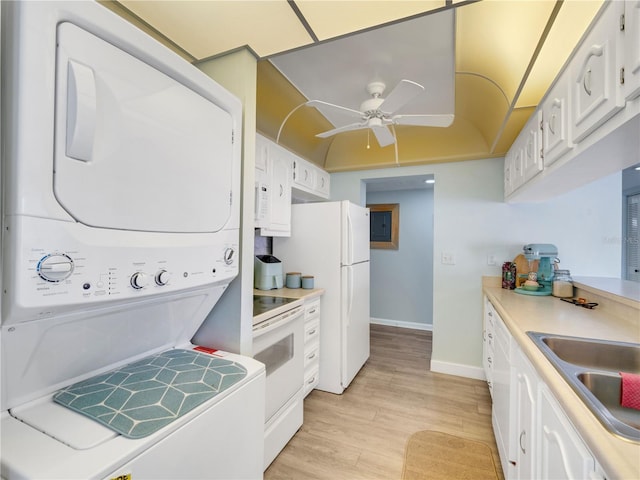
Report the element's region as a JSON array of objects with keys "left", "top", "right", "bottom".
[{"left": 54, "top": 22, "right": 234, "bottom": 233}]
